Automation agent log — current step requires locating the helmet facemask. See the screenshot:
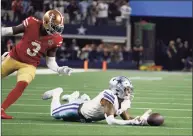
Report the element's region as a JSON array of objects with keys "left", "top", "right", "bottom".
[
  {"left": 44, "top": 13, "right": 64, "bottom": 35},
  {"left": 109, "top": 76, "right": 134, "bottom": 100}
]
